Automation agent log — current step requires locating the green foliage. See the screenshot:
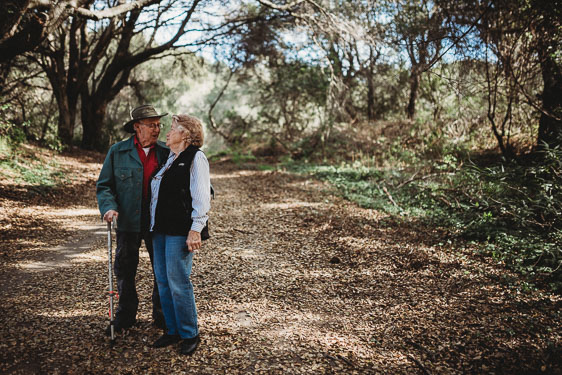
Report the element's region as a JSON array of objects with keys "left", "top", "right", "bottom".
[
  {"left": 0, "top": 103, "right": 64, "bottom": 153},
  {"left": 230, "top": 150, "right": 257, "bottom": 164},
  {"left": 285, "top": 146, "right": 562, "bottom": 292},
  {"left": 0, "top": 105, "right": 27, "bottom": 146},
  {"left": 102, "top": 52, "right": 207, "bottom": 150},
  {"left": 286, "top": 161, "right": 403, "bottom": 215},
  {"left": 207, "top": 147, "right": 256, "bottom": 165},
  {"left": 43, "top": 134, "right": 64, "bottom": 152},
  {"left": 0, "top": 137, "right": 10, "bottom": 155},
  {"left": 452, "top": 148, "right": 562, "bottom": 291},
  {"left": 251, "top": 61, "right": 330, "bottom": 149},
  {"left": 257, "top": 164, "right": 275, "bottom": 171},
  {"left": 0, "top": 115, "right": 67, "bottom": 191},
  {"left": 0, "top": 153, "right": 68, "bottom": 190}
]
